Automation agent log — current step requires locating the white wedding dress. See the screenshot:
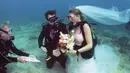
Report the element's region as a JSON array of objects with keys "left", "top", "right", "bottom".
[{"left": 66, "top": 54, "right": 97, "bottom": 73}]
